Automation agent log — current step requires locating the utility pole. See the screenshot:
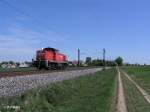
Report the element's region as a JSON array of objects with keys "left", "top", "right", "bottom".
[
  {"left": 78, "top": 48, "right": 80, "bottom": 66},
  {"left": 103, "top": 48, "right": 106, "bottom": 70}
]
